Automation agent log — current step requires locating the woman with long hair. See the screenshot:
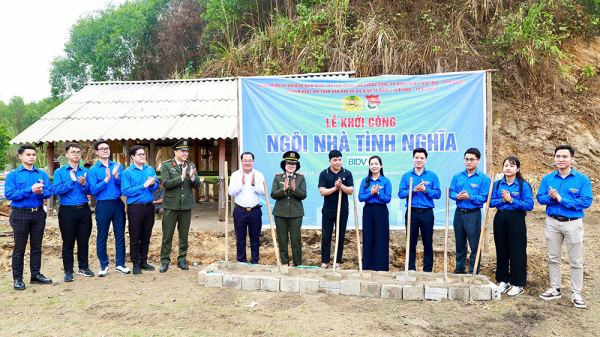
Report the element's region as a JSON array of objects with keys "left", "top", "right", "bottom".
[
  {"left": 490, "top": 156, "right": 534, "bottom": 297},
  {"left": 358, "top": 156, "right": 392, "bottom": 271}
]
